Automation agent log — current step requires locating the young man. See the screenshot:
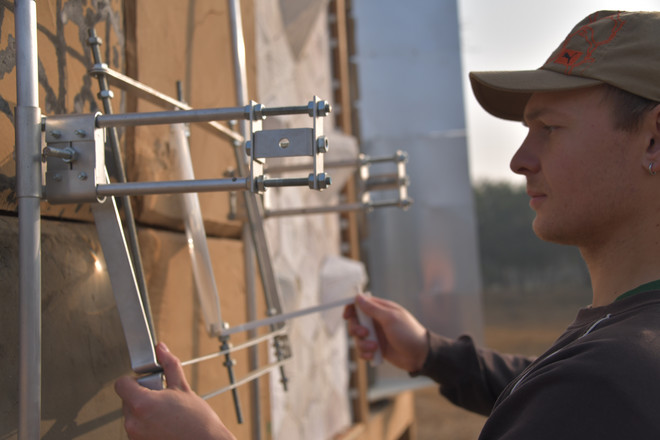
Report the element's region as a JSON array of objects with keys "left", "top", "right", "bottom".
[
  {"left": 348, "top": 9, "right": 660, "bottom": 439},
  {"left": 116, "top": 10, "right": 660, "bottom": 439}
]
